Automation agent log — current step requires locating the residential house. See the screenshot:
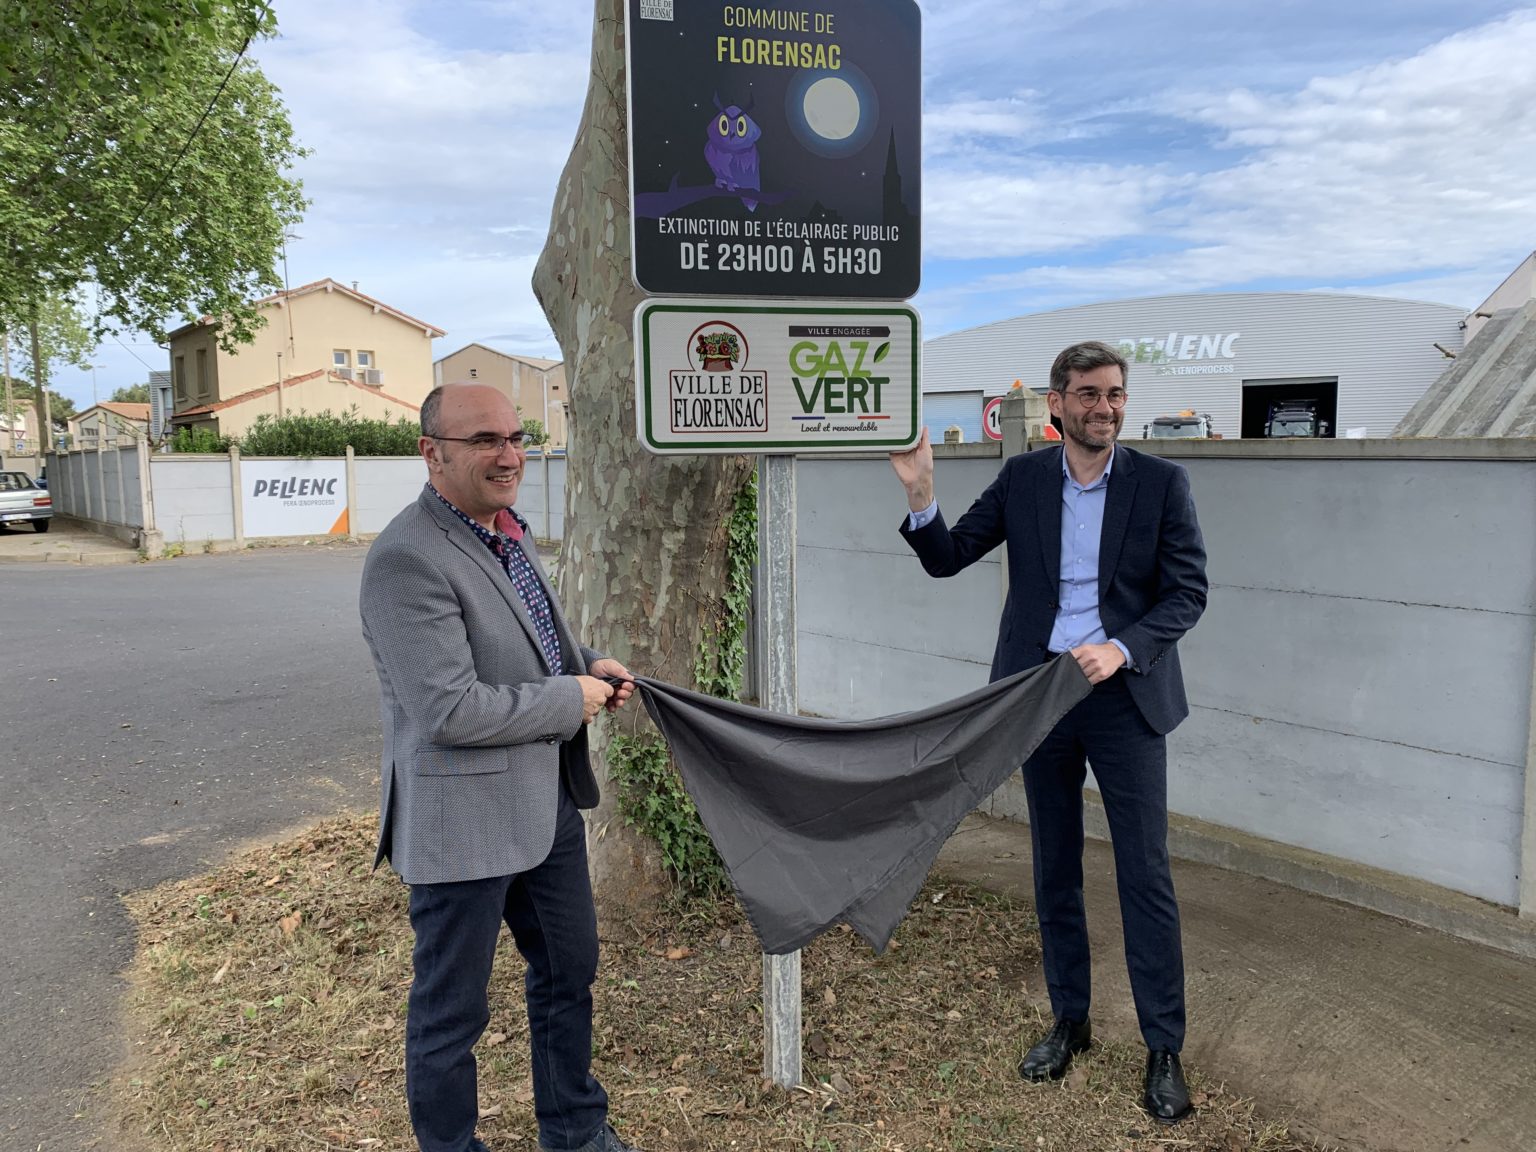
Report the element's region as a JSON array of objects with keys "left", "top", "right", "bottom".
[
  {"left": 147, "top": 370, "right": 174, "bottom": 442},
  {"left": 69, "top": 402, "right": 151, "bottom": 448},
  {"left": 174, "top": 368, "right": 425, "bottom": 439},
  {"left": 3, "top": 403, "right": 39, "bottom": 457},
  {"left": 433, "top": 344, "right": 568, "bottom": 447},
  {"left": 166, "top": 278, "right": 445, "bottom": 439}
]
